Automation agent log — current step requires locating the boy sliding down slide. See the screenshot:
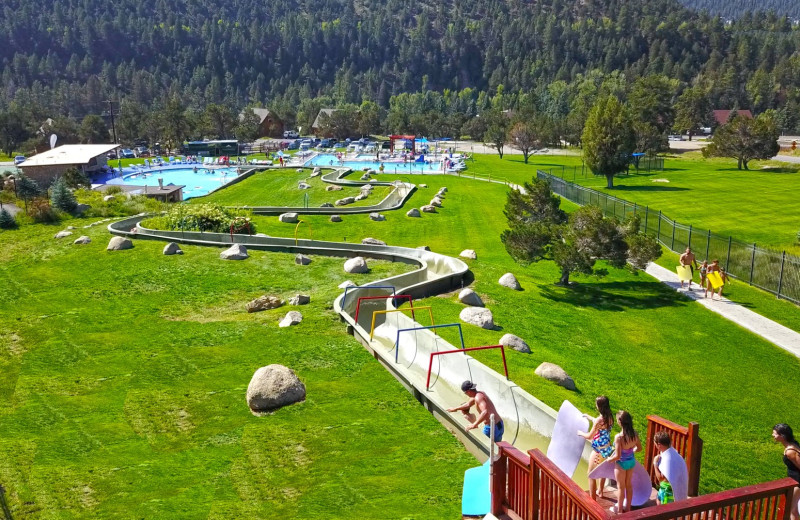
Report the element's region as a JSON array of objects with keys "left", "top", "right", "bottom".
[{"left": 447, "top": 381, "right": 504, "bottom": 442}]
